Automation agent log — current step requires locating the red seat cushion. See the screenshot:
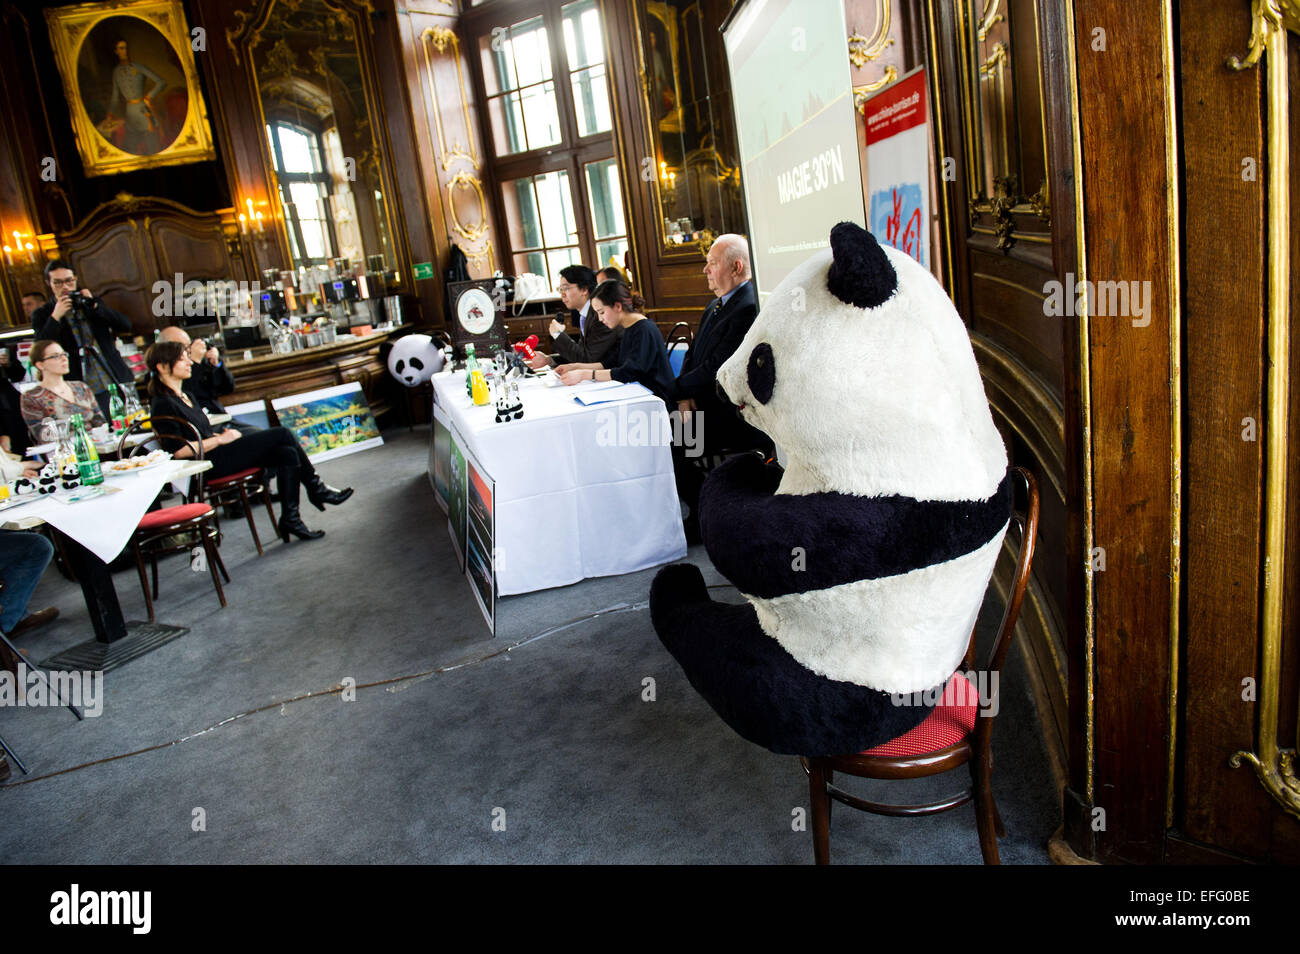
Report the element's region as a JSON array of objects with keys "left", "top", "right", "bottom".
[
  {"left": 861, "top": 672, "right": 980, "bottom": 757},
  {"left": 137, "top": 502, "right": 213, "bottom": 531},
  {"left": 206, "top": 467, "right": 261, "bottom": 488}
]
